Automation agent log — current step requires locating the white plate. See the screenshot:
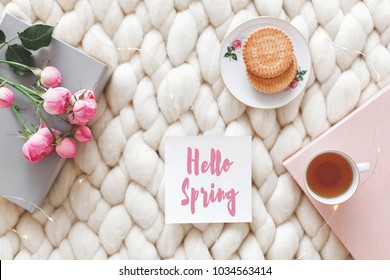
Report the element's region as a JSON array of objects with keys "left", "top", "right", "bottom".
[{"left": 220, "top": 17, "right": 311, "bottom": 109}]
